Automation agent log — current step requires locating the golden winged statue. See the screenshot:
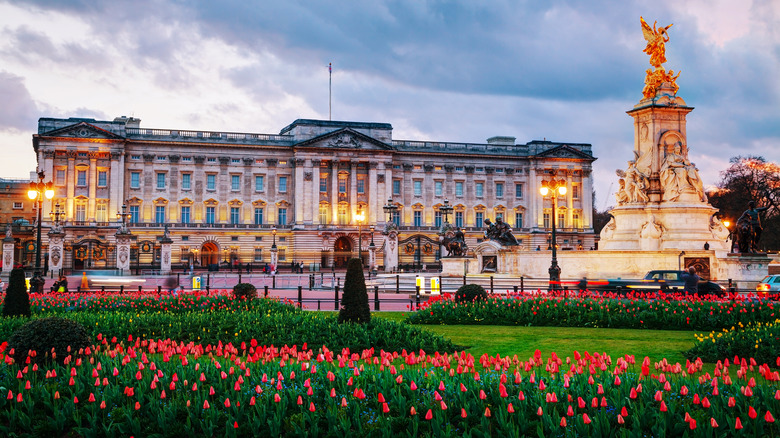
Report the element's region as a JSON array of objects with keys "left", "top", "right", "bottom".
[{"left": 640, "top": 17, "right": 673, "bottom": 68}]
